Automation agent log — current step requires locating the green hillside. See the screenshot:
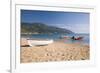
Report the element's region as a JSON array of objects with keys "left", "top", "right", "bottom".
[{"left": 21, "top": 23, "right": 74, "bottom": 34}]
